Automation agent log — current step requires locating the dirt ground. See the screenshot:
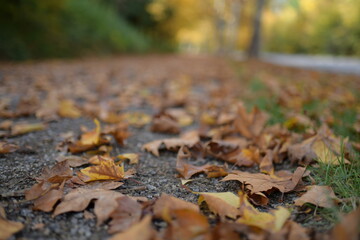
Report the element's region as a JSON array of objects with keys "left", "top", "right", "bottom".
[{"left": 0, "top": 55, "right": 355, "bottom": 239}]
